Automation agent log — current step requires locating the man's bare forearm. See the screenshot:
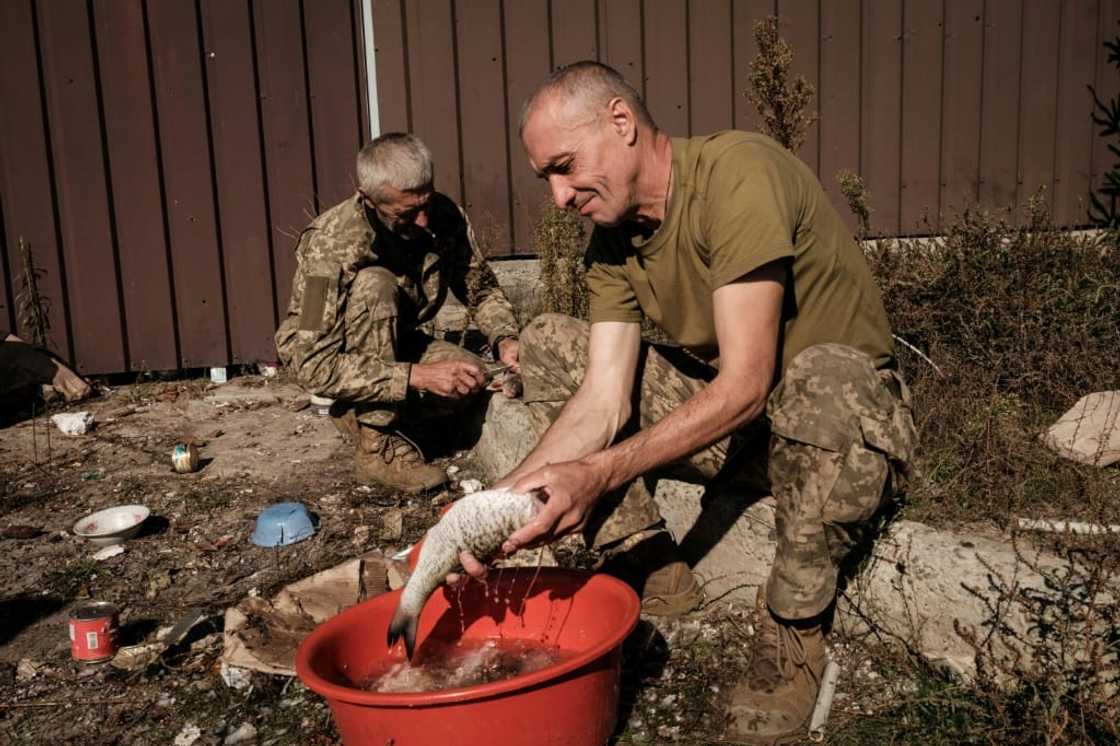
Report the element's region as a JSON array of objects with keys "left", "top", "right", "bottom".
[
  {"left": 498, "top": 389, "right": 627, "bottom": 487},
  {"left": 589, "top": 372, "right": 767, "bottom": 493}
]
